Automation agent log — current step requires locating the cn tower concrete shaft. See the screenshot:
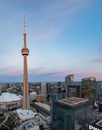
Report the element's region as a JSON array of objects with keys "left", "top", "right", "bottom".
[{"left": 21, "top": 20, "right": 30, "bottom": 110}]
